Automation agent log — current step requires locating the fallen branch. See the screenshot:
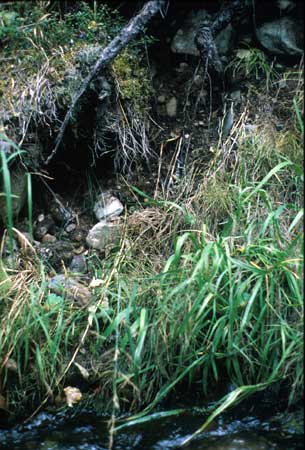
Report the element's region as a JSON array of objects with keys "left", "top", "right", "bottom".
[{"left": 45, "top": 0, "right": 166, "bottom": 165}]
